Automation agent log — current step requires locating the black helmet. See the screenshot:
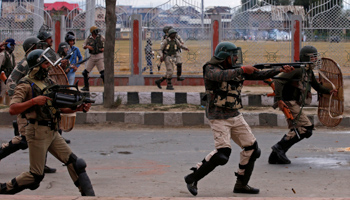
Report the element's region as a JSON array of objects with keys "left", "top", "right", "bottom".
[
  {"left": 163, "top": 26, "right": 173, "bottom": 34},
  {"left": 300, "top": 46, "right": 318, "bottom": 62},
  {"left": 27, "top": 49, "right": 47, "bottom": 69},
  {"left": 37, "top": 31, "right": 52, "bottom": 41},
  {"left": 65, "top": 31, "right": 75, "bottom": 43},
  {"left": 23, "top": 37, "right": 40, "bottom": 53},
  {"left": 57, "top": 42, "right": 69, "bottom": 57}
]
